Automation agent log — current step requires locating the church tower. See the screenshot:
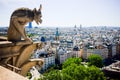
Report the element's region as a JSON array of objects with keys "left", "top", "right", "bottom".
[{"left": 55, "top": 28, "right": 59, "bottom": 41}]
